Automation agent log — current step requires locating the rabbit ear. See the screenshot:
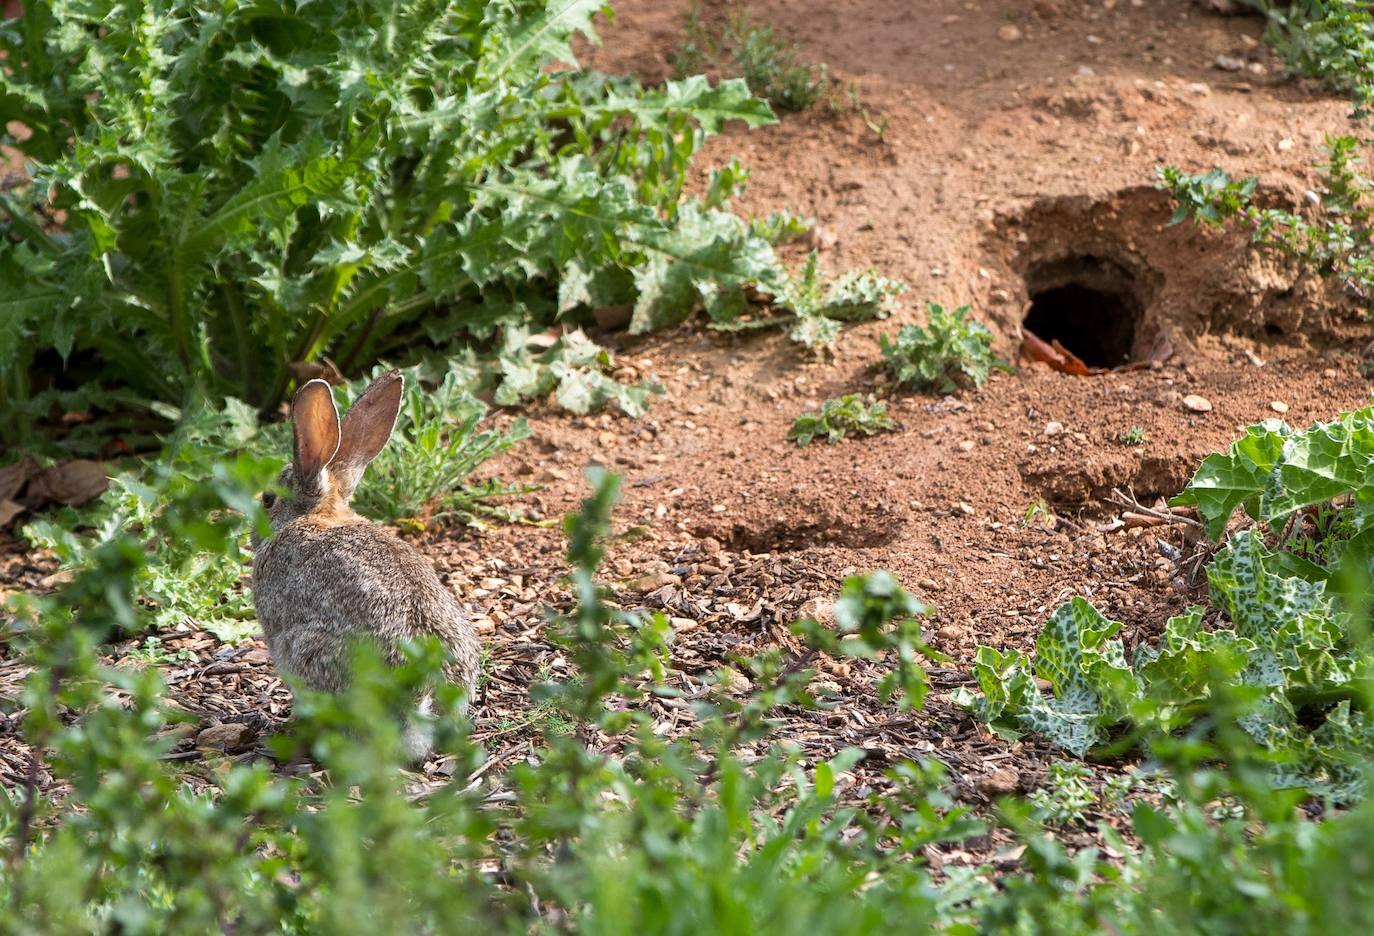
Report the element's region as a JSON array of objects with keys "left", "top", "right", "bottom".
[
  {"left": 331, "top": 369, "right": 403, "bottom": 494},
  {"left": 292, "top": 379, "right": 341, "bottom": 489}
]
